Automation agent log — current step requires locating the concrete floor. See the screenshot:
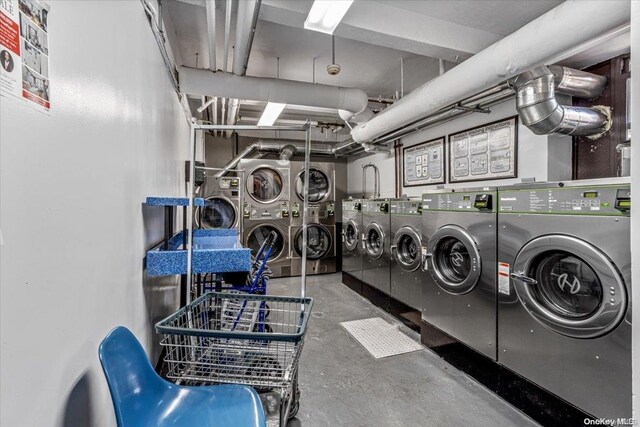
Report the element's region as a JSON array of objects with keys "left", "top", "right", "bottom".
[{"left": 268, "top": 273, "right": 538, "bottom": 427}]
